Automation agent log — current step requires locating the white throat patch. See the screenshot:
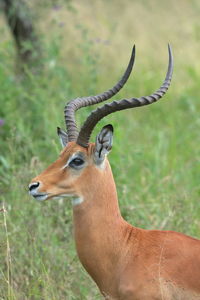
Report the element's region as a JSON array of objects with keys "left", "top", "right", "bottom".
[{"left": 71, "top": 197, "right": 84, "bottom": 207}]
